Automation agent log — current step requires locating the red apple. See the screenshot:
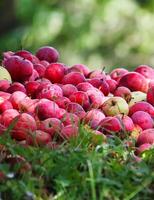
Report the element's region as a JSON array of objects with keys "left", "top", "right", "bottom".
[
  {"left": 137, "top": 128, "right": 154, "bottom": 146},
  {"left": 135, "top": 65, "right": 154, "bottom": 80},
  {"left": 118, "top": 72, "right": 149, "bottom": 93},
  {"left": 44, "top": 63, "right": 65, "bottom": 83},
  {"left": 110, "top": 68, "right": 128, "bottom": 82},
  {"left": 61, "top": 84, "right": 78, "bottom": 97},
  {"left": 36, "top": 46, "right": 59, "bottom": 63},
  {"left": 62, "top": 72, "right": 86, "bottom": 86},
  {"left": 131, "top": 111, "right": 153, "bottom": 130},
  {"left": 129, "top": 102, "right": 154, "bottom": 118}
]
